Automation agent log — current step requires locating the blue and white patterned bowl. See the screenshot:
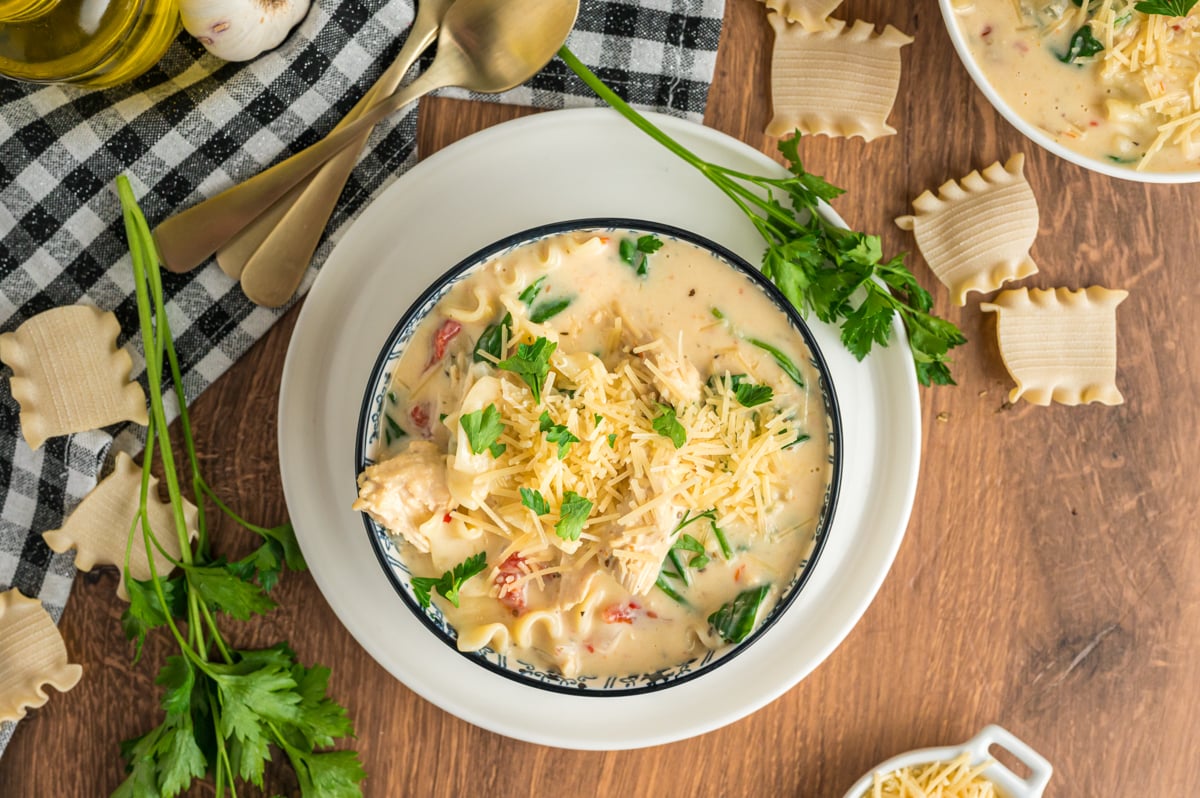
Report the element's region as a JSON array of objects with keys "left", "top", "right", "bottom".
[{"left": 354, "top": 218, "right": 843, "bottom": 695}]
